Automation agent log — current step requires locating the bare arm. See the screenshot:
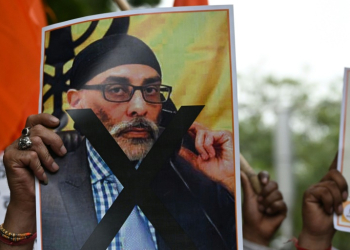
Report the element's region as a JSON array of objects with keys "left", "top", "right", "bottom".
[{"left": 0, "top": 114, "right": 66, "bottom": 249}]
